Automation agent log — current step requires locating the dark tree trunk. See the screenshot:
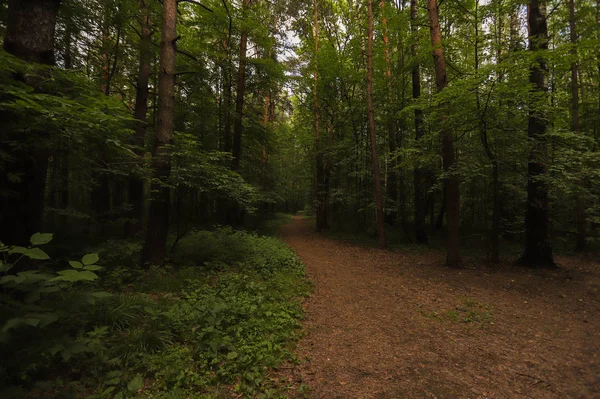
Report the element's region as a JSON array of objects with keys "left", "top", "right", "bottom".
[
  {"left": 427, "top": 0, "right": 462, "bottom": 267},
  {"left": 221, "top": 0, "right": 233, "bottom": 153},
  {"left": 126, "top": 0, "right": 153, "bottom": 237},
  {"left": 518, "top": 0, "right": 555, "bottom": 268},
  {"left": 367, "top": 0, "right": 386, "bottom": 249},
  {"left": 569, "top": 0, "right": 586, "bottom": 252},
  {"left": 476, "top": 0, "right": 499, "bottom": 264},
  {"left": 0, "top": 0, "right": 61, "bottom": 245},
  {"left": 411, "top": 0, "right": 428, "bottom": 244},
  {"left": 3, "top": 0, "right": 61, "bottom": 64},
  {"left": 314, "top": 0, "right": 329, "bottom": 232},
  {"left": 232, "top": 0, "right": 249, "bottom": 172},
  {"left": 381, "top": 0, "right": 397, "bottom": 226},
  {"left": 142, "top": 0, "right": 177, "bottom": 266}
]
